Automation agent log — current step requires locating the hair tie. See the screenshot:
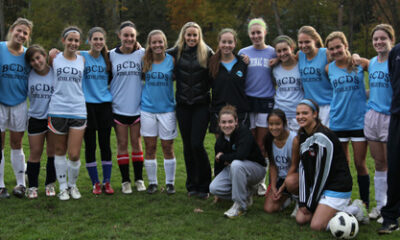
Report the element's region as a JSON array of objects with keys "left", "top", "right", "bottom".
[{"left": 298, "top": 99, "right": 317, "bottom": 111}]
